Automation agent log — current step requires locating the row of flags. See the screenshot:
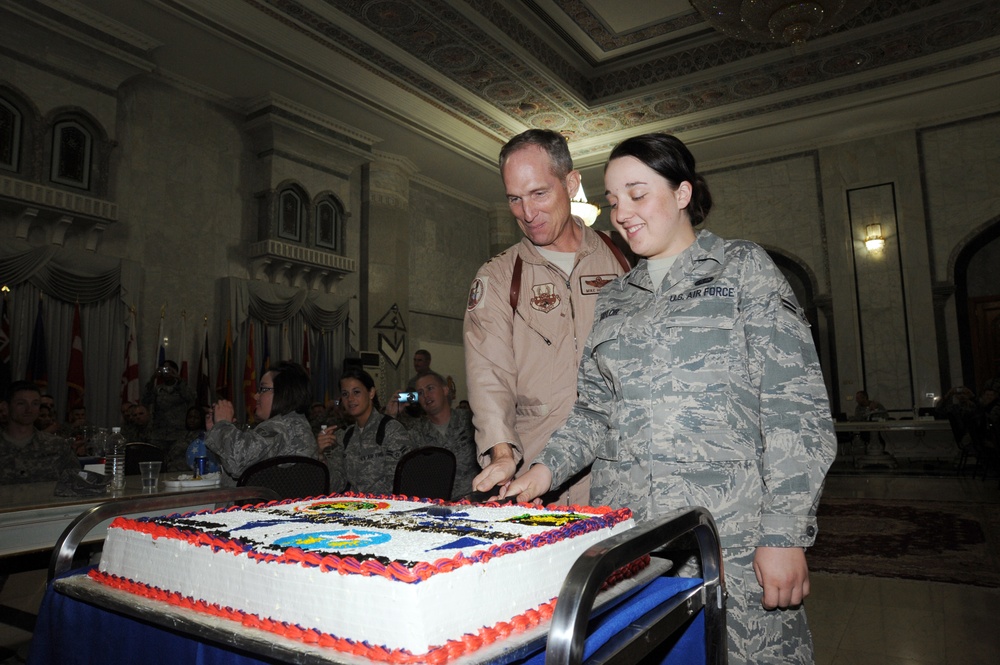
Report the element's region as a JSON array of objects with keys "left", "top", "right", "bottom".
[{"left": 0, "top": 291, "right": 330, "bottom": 416}]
